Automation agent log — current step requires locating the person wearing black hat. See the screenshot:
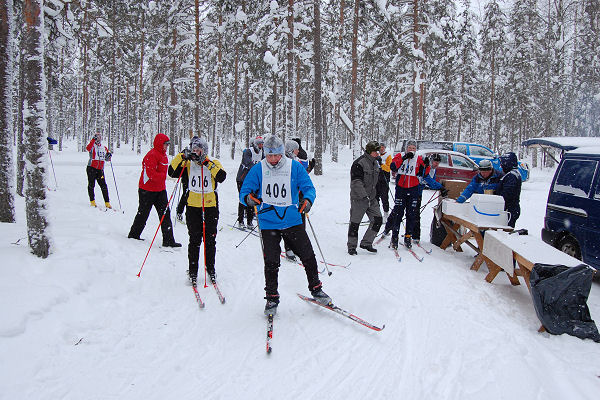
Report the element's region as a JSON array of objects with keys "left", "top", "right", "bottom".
[
  {"left": 456, "top": 159, "right": 502, "bottom": 204},
  {"left": 347, "top": 141, "right": 383, "bottom": 255},
  {"left": 494, "top": 152, "right": 522, "bottom": 227}
]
